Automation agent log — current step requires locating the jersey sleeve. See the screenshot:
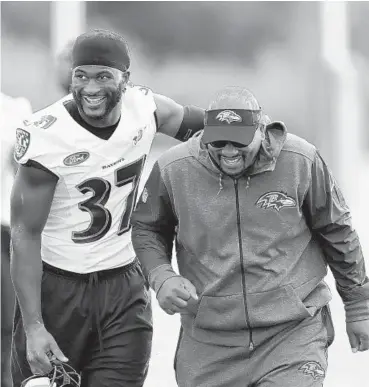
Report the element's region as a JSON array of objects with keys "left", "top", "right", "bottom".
[
  {"left": 141, "top": 86, "right": 157, "bottom": 114},
  {"left": 14, "top": 115, "right": 61, "bottom": 175},
  {"left": 132, "top": 85, "right": 157, "bottom": 115}
]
